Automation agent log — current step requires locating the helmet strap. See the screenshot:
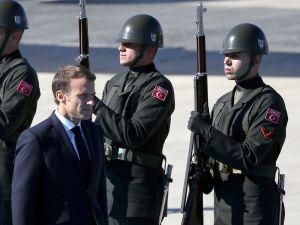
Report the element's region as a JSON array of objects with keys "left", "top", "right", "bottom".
[
  {"left": 129, "top": 45, "right": 146, "bottom": 68},
  {"left": 237, "top": 53, "right": 255, "bottom": 81},
  {"left": 0, "top": 30, "right": 11, "bottom": 57}
]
